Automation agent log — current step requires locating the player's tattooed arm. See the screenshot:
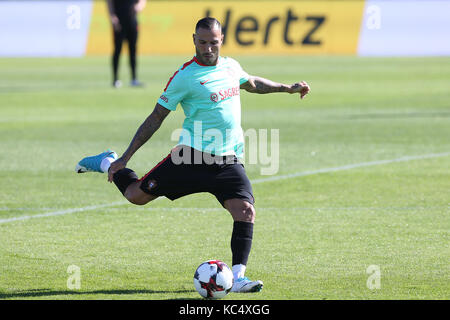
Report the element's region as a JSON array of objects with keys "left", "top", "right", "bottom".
[
  {"left": 240, "top": 76, "right": 289, "bottom": 93},
  {"left": 241, "top": 76, "right": 310, "bottom": 99},
  {"left": 108, "top": 104, "right": 170, "bottom": 181},
  {"left": 121, "top": 103, "right": 170, "bottom": 163}
]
